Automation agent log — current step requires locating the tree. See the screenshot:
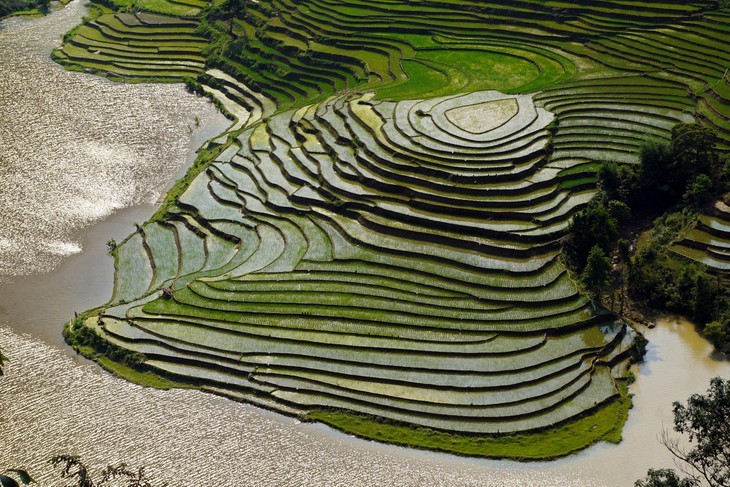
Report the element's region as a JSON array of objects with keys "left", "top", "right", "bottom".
[
  {"left": 106, "top": 239, "right": 117, "bottom": 254},
  {"left": 637, "top": 125, "right": 721, "bottom": 210},
  {"left": 639, "top": 139, "right": 674, "bottom": 206},
  {"left": 693, "top": 273, "right": 719, "bottom": 325},
  {"left": 608, "top": 199, "right": 632, "bottom": 224},
  {"left": 635, "top": 377, "right": 730, "bottom": 487},
  {"left": 685, "top": 174, "right": 714, "bottom": 206},
  {"left": 671, "top": 123, "right": 717, "bottom": 179},
  {"left": 635, "top": 469, "right": 697, "bottom": 487},
  {"left": 630, "top": 333, "right": 649, "bottom": 363},
  {"left": 581, "top": 245, "right": 612, "bottom": 299},
  {"left": 223, "top": 0, "right": 245, "bottom": 35},
  {"left": 51, "top": 456, "right": 94, "bottom": 487},
  {"left": 703, "top": 320, "right": 730, "bottom": 354},
  {"left": 618, "top": 238, "right": 631, "bottom": 264},
  {"left": 598, "top": 162, "right": 621, "bottom": 200},
  {"left": 565, "top": 202, "right": 617, "bottom": 269}
]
